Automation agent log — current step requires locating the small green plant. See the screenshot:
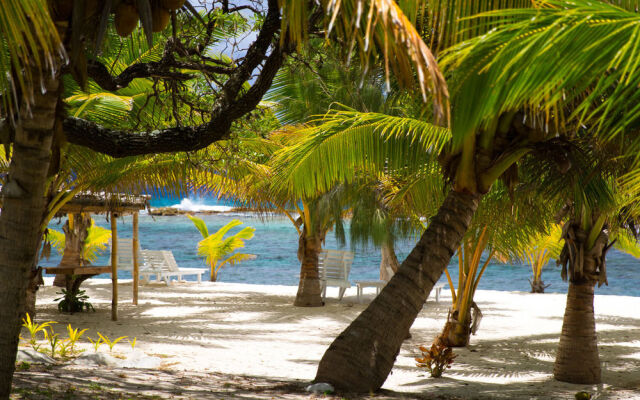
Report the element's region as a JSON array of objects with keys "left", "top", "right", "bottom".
[
  {"left": 20, "top": 313, "right": 56, "bottom": 352},
  {"left": 16, "top": 361, "right": 30, "bottom": 371},
  {"left": 43, "top": 327, "right": 61, "bottom": 358},
  {"left": 97, "top": 332, "right": 127, "bottom": 353},
  {"left": 88, "top": 336, "right": 102, "bottom": 352},
  {"left": 415, "top": 342, "right": 457, "bottom": 378},
  {"left": 55, "top": 289, "right": 95, "bottom": 313},
  {"left": 57, "top": 340, "right": 72, "bottom": 359},
  {"left": 128, "top": 337, "right": 137, "bottom": 350},
  {"left": 66, "top": 324, "right": 88, "bottom": 354},
  {"left": 187, "top": 215, "right": 256, "bottom": 282}
]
